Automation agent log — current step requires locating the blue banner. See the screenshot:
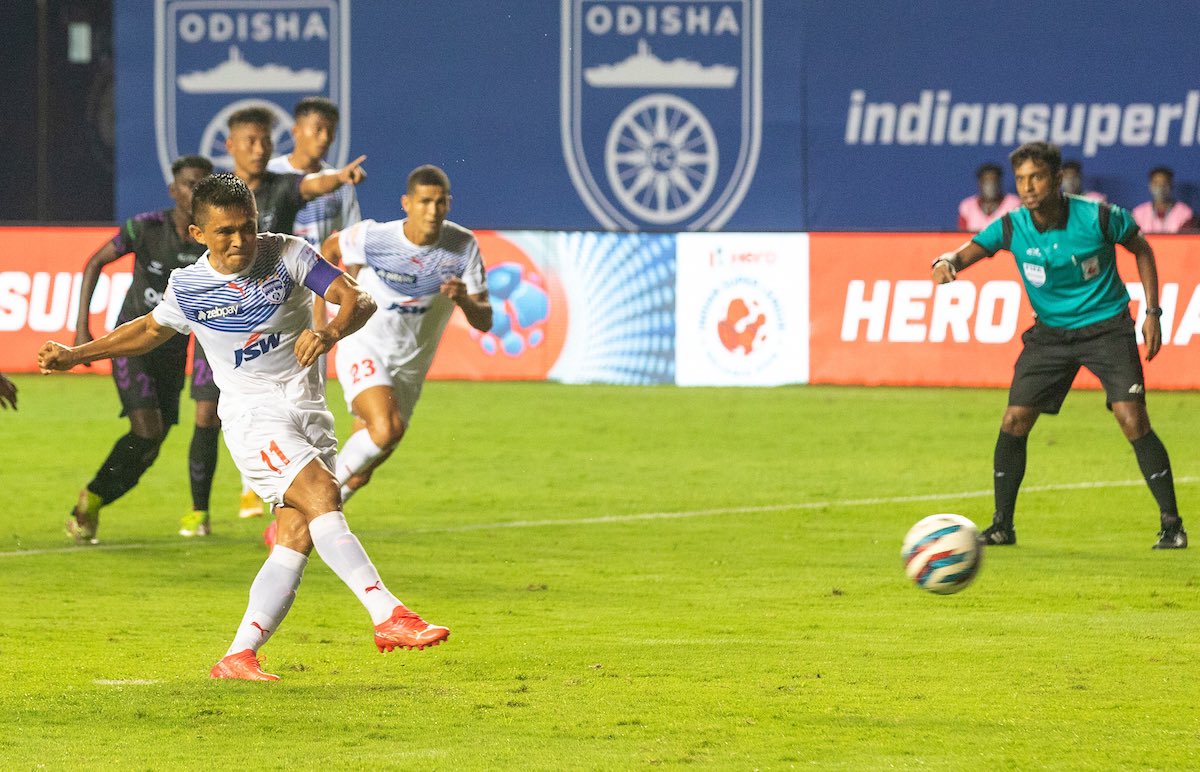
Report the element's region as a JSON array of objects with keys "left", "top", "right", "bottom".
[{"left": 116, "top": 1, "right": 1198, "bottom": 232}]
